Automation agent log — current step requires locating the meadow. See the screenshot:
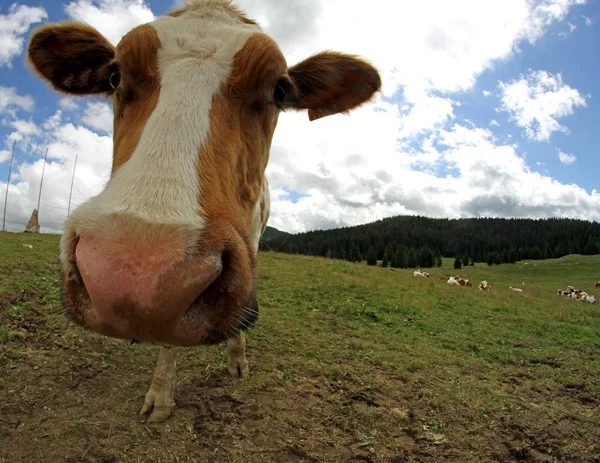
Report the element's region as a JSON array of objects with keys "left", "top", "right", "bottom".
[{"left": 0, "top": 231, "right": 599, "bottom": 462}]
